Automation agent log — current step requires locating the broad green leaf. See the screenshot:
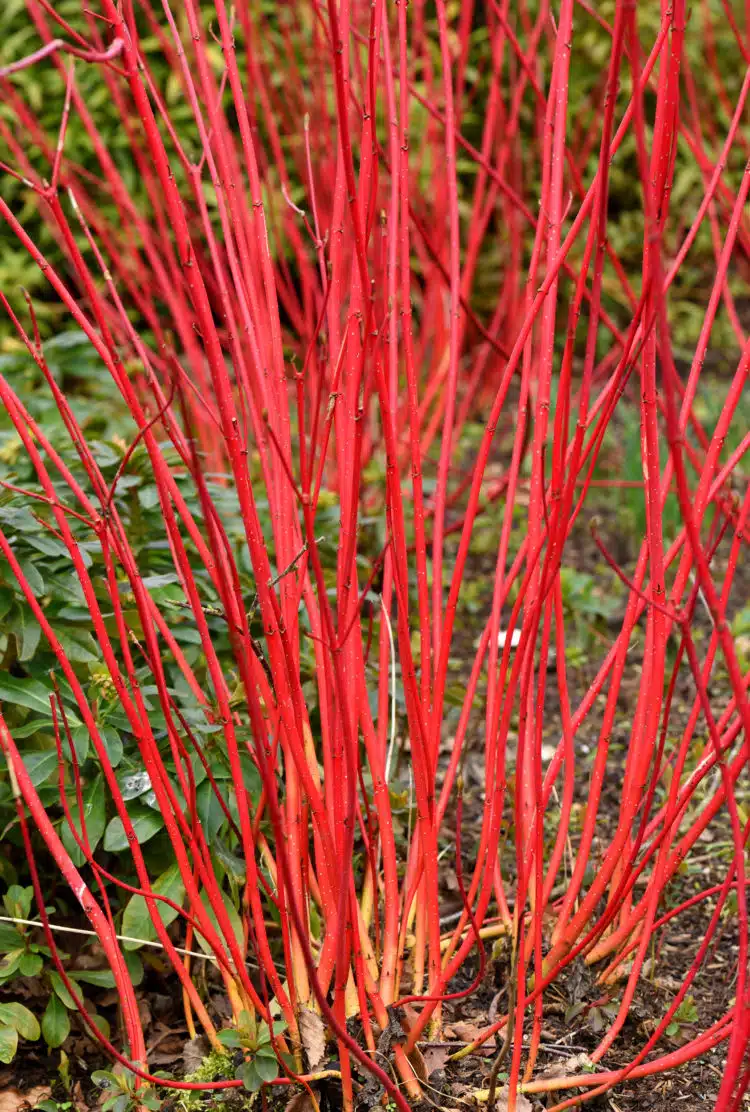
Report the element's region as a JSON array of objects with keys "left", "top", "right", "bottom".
[
  {"left": 0, "top": 951, "right": 23, "bottom": 981},
  {"left": 103, "top": 805, "right": 163, "bottom": 852},
  {"left": 193, "top": 888, "right": 244, "bottom": 960},
  {"left": 0, "top": 675, "right": 54, "bottom": 717},
  {"left": 99, "top": 727, "right": 123, "bottom": 768},
  {"left": 25, "top": 533, "right": 69, "bottom": 559},
  {"left": 11, "top": 720, "right": 54, "bottom": 739},
  {"left": 237, "top": 1061, "right": 263, "bottom": 1092},
  {"left": 17, "top": 608, "right": 42, "bottom": 662},
  {"left": 217, "top": 1029, "right": 242, "bottom": 1048},
  {"left": 213, "top": 837, "right": 246, "bottom": 883},
  {"left": 19, "top": 559, "right": 44, "bottom": 596},
  {"left": 56, "top": 628, "right": 100, "bottom": 664},
  {"left": 91, "top": 1071, "right": 117, "bottom": 1090},
  {"left": 121, "top": 862, "right": 185, "bottom": 950},
  {"left": 70, "top": 968, "right": 116, "bottom": 989},
  {"left": 44, "top": 330, "right": 90, "bottom": 352},
  {"left": 0, "top": 588, "right": 13, "bottom": 621},
  {"left": 0, "top": 1001, "right": 40, "bottom": 1040},
  {"left": 123, "top": 951, "right": 144, "bottom": 986},
  {"left": 253, "top": 1053, "right": 279, "bottom": 1082},
  {"left": 68, "top": 726, "right": 90, "bottom": 764},
  {"left": 0, "top": 922, "right": 24, "bottom": 951},
  {"left": 117, "top": 771, "right": 151, "bottom": 801},
  {"left": 0, "top": 1023, "right": 18, "bottom": 1063},
  {"left": 49, "top": 971, "right": 77, "bottom": 1009},
  {"left": 61, "top": 775, "right": 106, "bottom": 867},
  {"left": 0, "top": 507, "right": 37, "bottom": 533},
  {"left": 41, "top": 992, "right": 70, "bottom": 1048},
  {"left": 3, "top": 886, "right": 32, "bottom": 920},
  {"left": 21, "top": 749, "right": 58, "bottom": 786},
  {"left": 19, "top": 952, "right": 43, "bottom": 976},
  {"left": 88, "top": 1013, "right": 111, "bottom": 1039},
  {"left": 196, "top": 780, "right": 226, "bottom": 841}
]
